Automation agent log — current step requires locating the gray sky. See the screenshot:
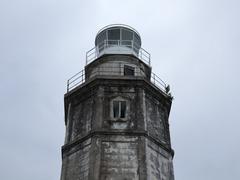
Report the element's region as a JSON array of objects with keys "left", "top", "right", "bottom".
[{"left": 0, "top": 0, "right": 239, "bottom": 179}]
